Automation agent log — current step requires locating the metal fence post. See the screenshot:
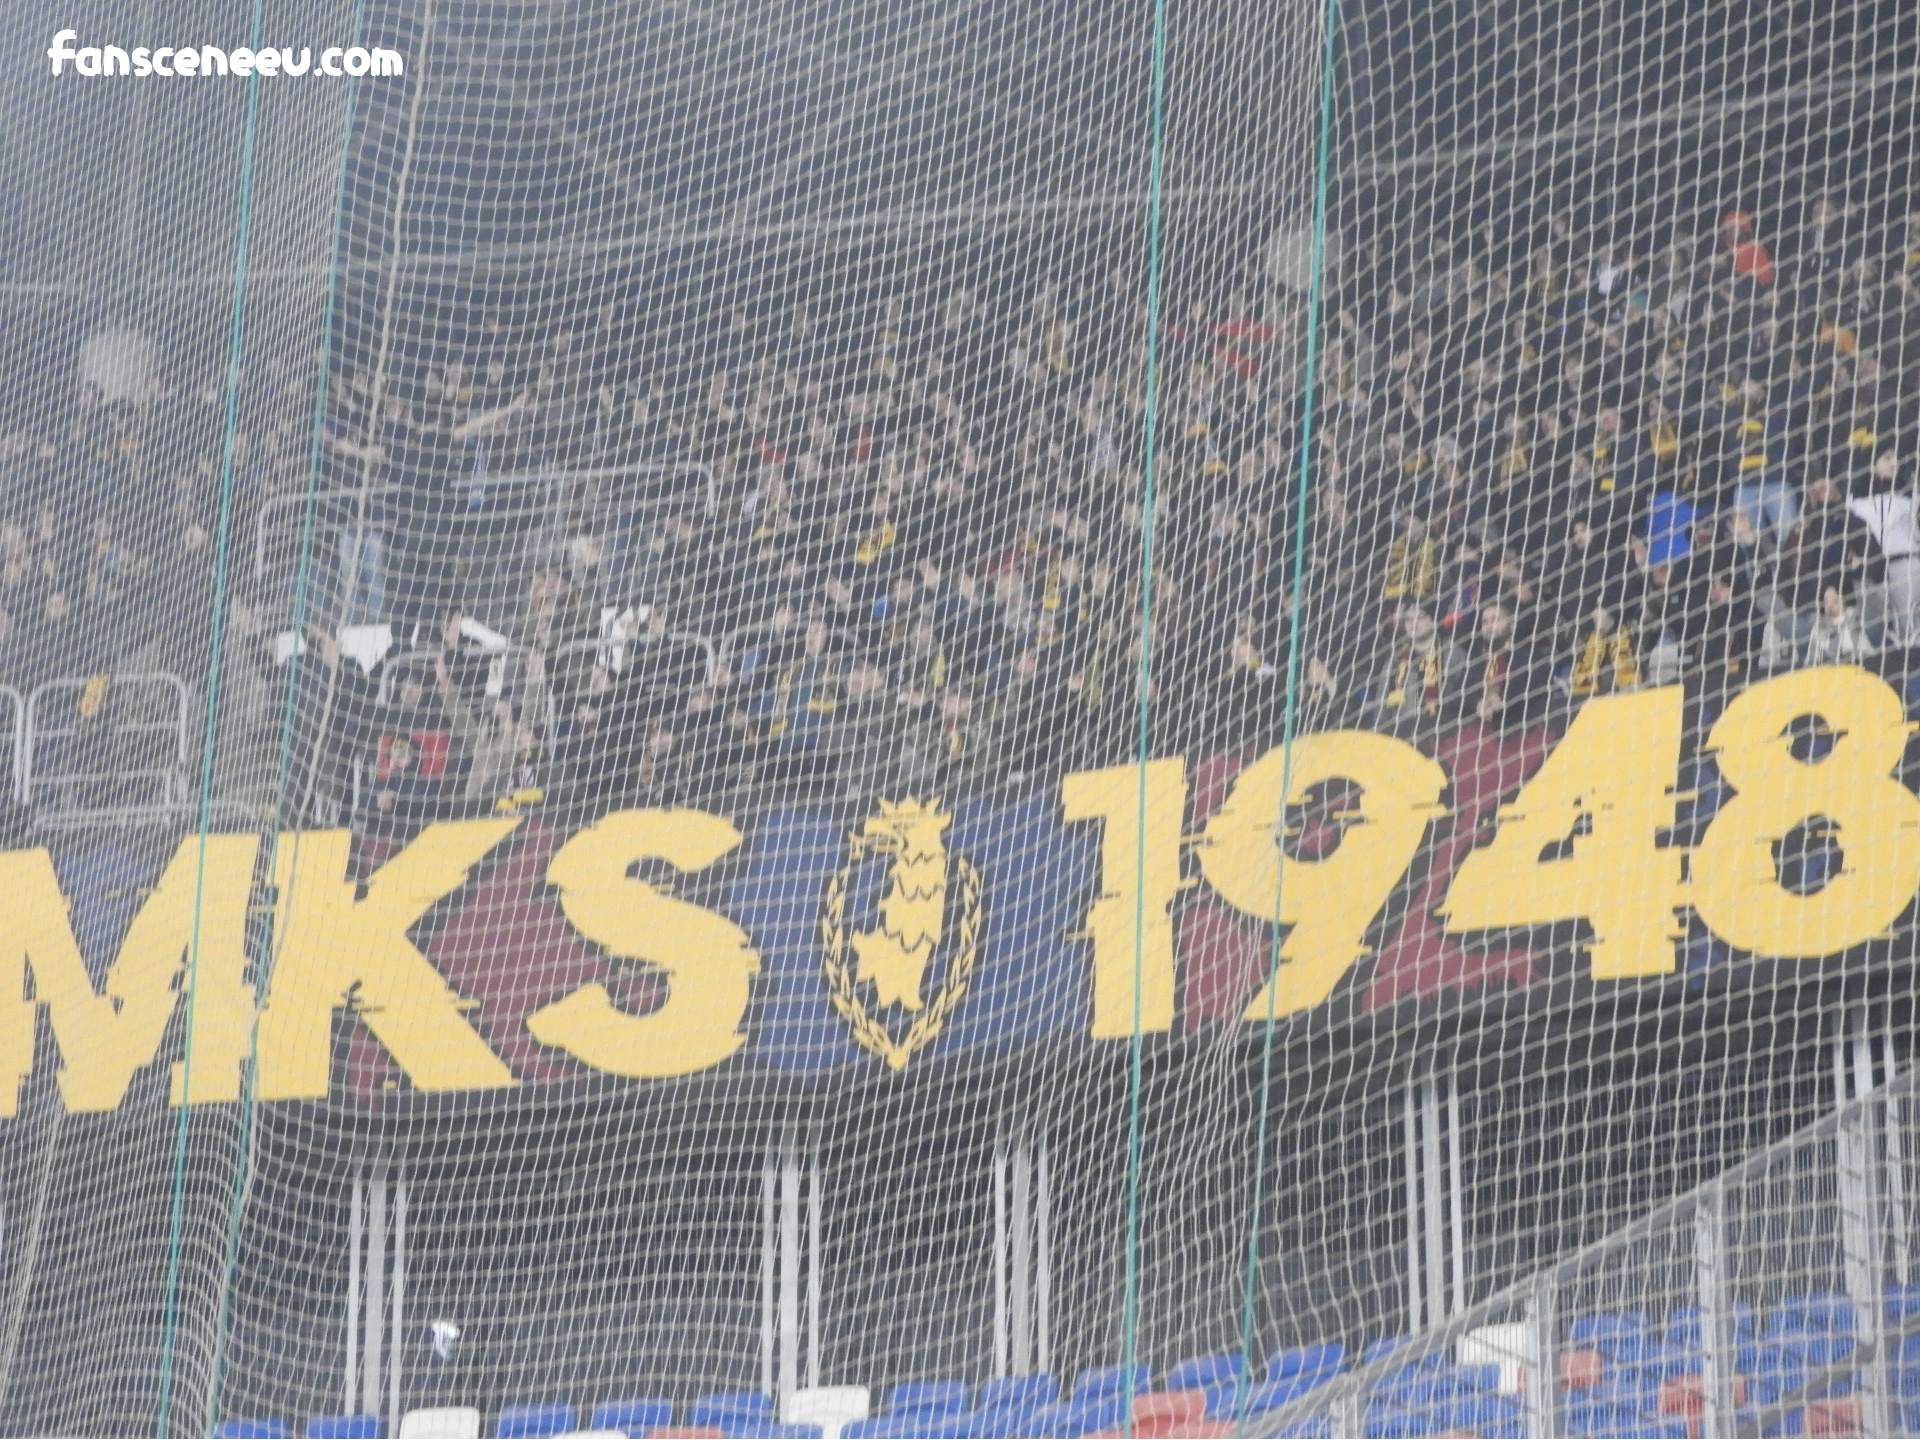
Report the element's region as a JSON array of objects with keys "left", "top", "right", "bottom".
[
  {"left": 1525, "top": 1275, "right": 1557, "bottom": 1440},
  {"left": 1840, "top": 1090, "right": 1889, "bottom": 1436},
  {"left": 1696, "top": 1181, "right": 1735, "bottom": 1437}
]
